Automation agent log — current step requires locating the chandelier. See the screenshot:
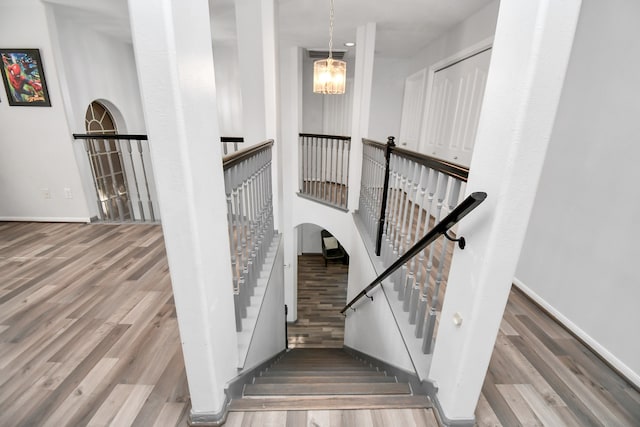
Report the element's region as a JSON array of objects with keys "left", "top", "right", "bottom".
[{"left": 313, "top": 0, "right": 346, "bottom": 95}]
